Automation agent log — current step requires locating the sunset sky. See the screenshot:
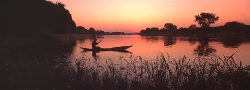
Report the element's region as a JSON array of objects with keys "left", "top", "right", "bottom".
[{"left": 49, "top": 0, "right": 250, "bottom": 32}]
